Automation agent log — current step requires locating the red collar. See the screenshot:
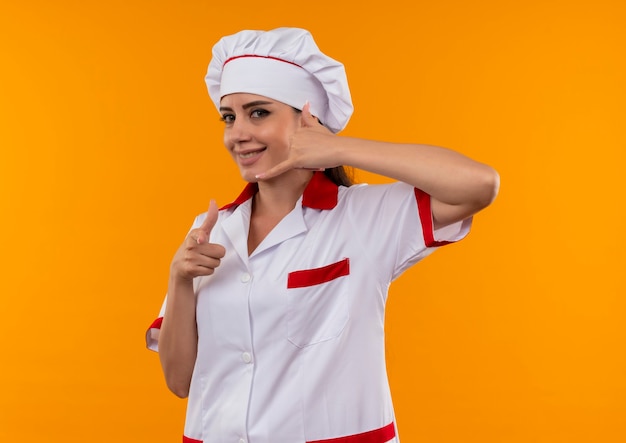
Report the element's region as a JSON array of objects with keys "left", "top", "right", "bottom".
[{"left": 221, "top": 172, "right": 339, "bottom": 211}]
